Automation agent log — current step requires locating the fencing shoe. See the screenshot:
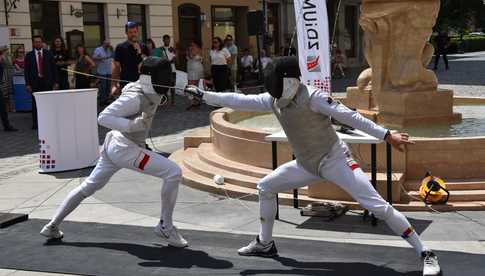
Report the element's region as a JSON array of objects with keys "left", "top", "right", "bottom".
[
  {"left": 238, "top": 236, "right": 278, "bottom": 257},
  {"left": 154, "top": 223, "right": 188, "bottom": 248},
  {"left": 422, "top": 250, "right": 442, "bottom": 276},
  {"left": 40, "top": 224, "right": 64, "bottom": 239}
]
